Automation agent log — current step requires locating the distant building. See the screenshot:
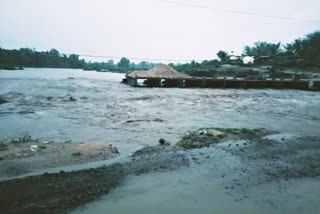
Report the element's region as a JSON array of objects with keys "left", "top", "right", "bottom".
[
  {"left": 126, "top": 64, "right": 191, "bottom": 79},
  {"left": 242, "top": 56, "right": 255, "bottom": 64},
  {"left": 125, "top": 64, "right": 191, "bottom": 87},
  {"left": 230, "top": 55, "right": 241, "bottom": 61}
]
